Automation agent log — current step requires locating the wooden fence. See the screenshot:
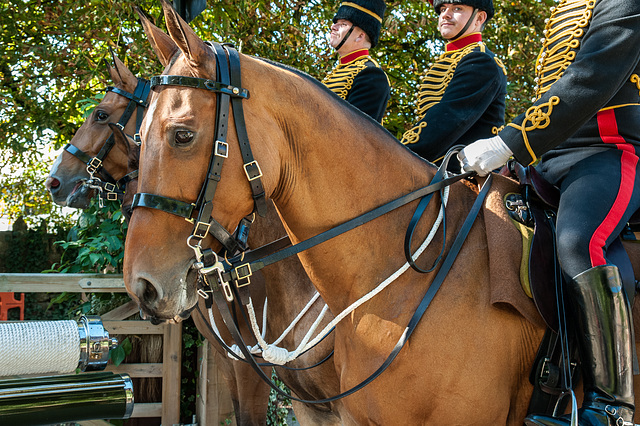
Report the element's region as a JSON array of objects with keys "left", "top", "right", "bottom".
[{"left": 0, "top": 273, "right": 236, "bottom": 425}]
